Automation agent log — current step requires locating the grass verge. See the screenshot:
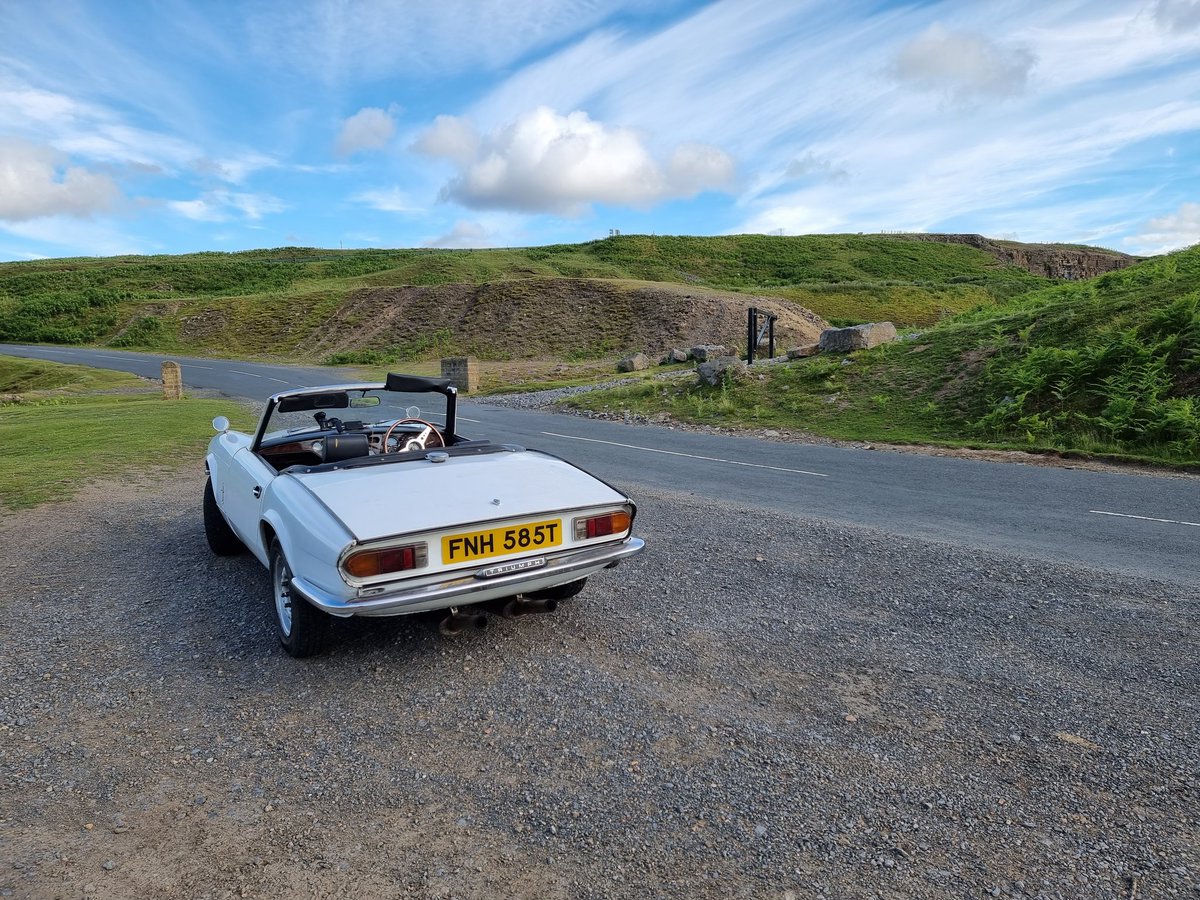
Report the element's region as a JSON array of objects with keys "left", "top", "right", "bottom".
[{"left": 0, "top": 355, "right": 255, "bottom": 509}]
